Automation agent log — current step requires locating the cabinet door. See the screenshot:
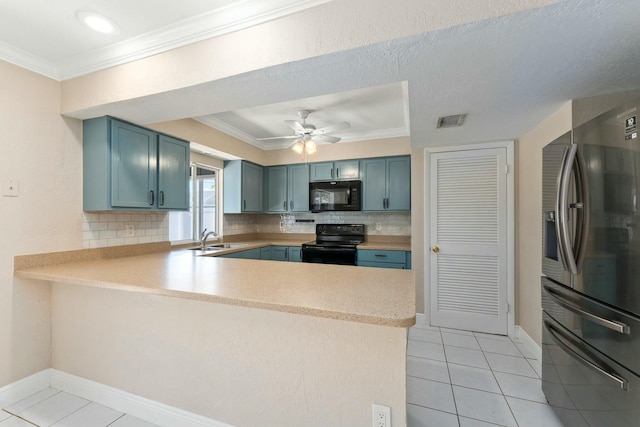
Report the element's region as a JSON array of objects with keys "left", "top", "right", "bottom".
[
  {"left": 309, "top": 162, "right": 335, "bottom": 181},
  {"left": 265, "top": 166, "right": 288, "bottom": 212},
  {"left": 271, "top": 246, "right": 289, "bottom": 261},
  {"left": 260, "top": 246, "right": 272, "bottom": 260},
  {"left": 288, "top": 246, "right": 302, "bottom": 262},
  {"left": 111, "top": 120, "right": 156, "bottom": 209},
  {"left": 387, "top": 157, "right": 411, "bottom": 211},
  {"left": 361, "top": 158, "right": 386, "bottom": 211},
  {"left": 335, "top": 160, "right": 359, "bottom": 180},
  {"left": 288, "top": 164, "right": 309, "bottom": 212},
  {"left": 242, "top": 162, "right": 263, "bottom": 212},
  {"left": 157, "top": 135, "right": 190, "bottom": 210}
]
